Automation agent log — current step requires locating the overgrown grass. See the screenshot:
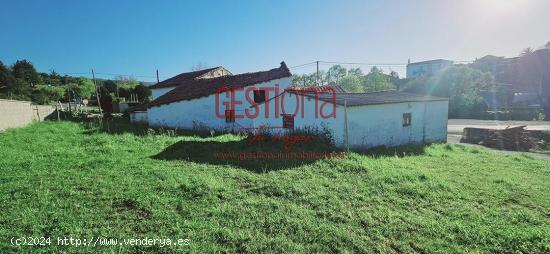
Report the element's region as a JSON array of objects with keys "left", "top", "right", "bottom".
[{"left": 0, "top": 120, "right": 549, "bottom": 253}]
